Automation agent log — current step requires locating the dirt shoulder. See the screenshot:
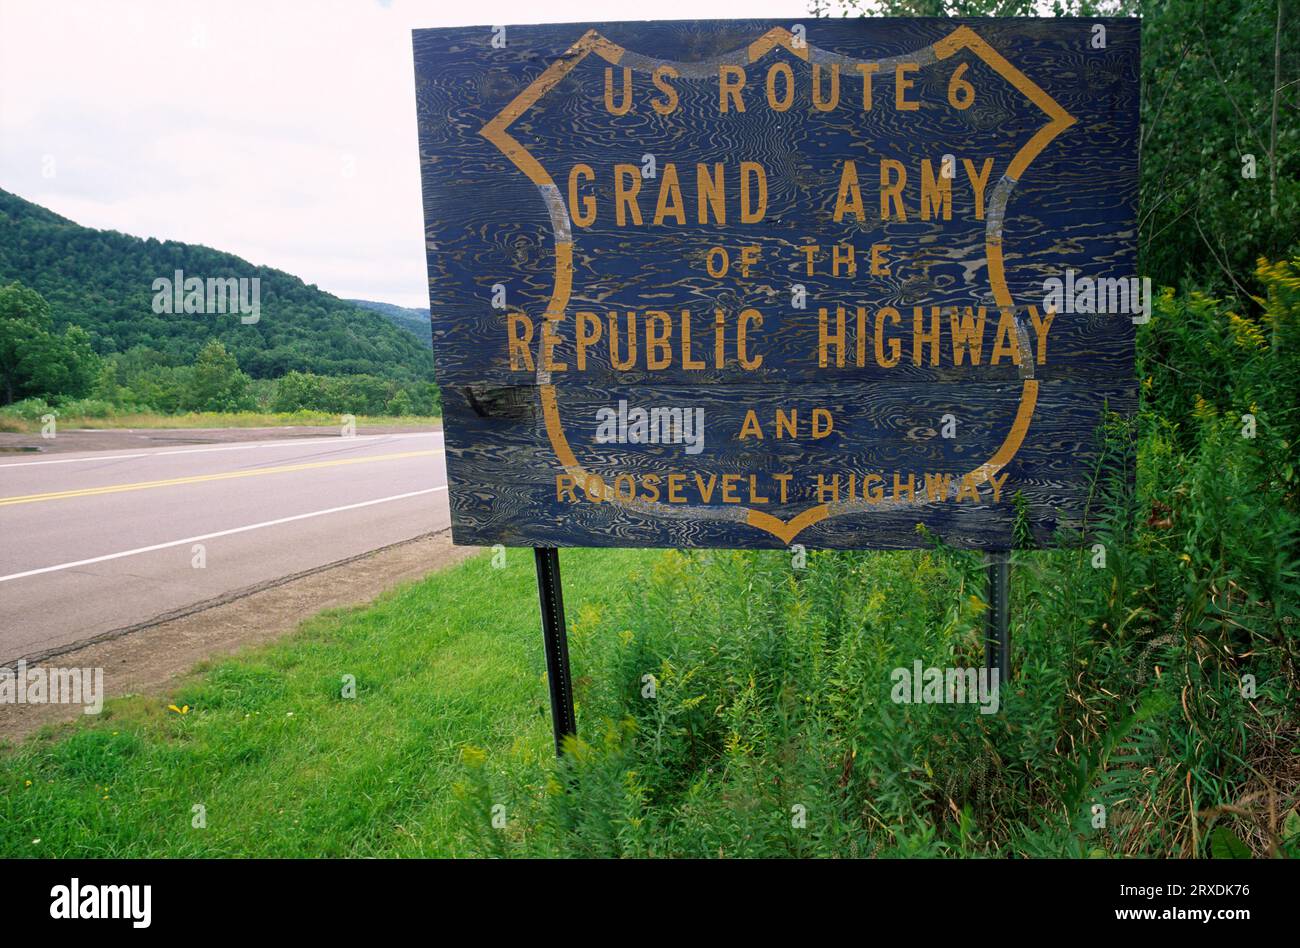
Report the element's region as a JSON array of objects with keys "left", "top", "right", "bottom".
[{"left": 0, "top": 530, "right": 479, "bottom": 745}]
